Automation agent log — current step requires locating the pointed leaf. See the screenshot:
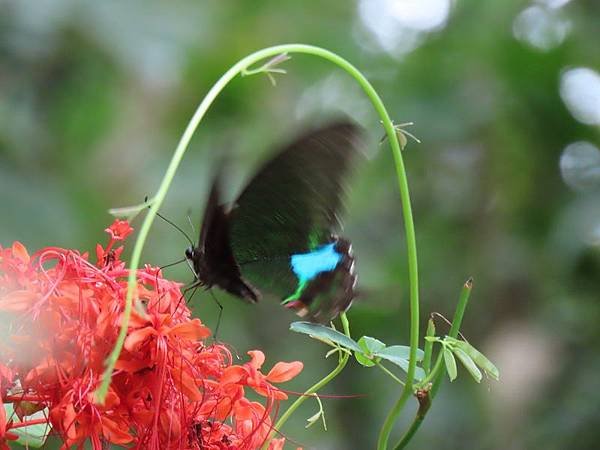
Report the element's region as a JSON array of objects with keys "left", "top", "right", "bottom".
[
  {"left": 290, "top": 322, "right": 361, "bottom": 352},
  {"left": 375, "top": 345, "right": 424, "bottom": 362},
  {"left": 354, "top": 350, "right": 378, "bottom": 367},
  {"left": 325, "top": 348, "right": 340, "bottom": 359},
  {"left": 448, "top": 338, "right": 499, "bottom": 381},
  {"left": 453, "top": 348, "right": 482, "bottom": 383},
  {"left": 354, "top": 336, "right": 385, "bottom": 367},
  {"left": 443, "top": 348, "right": 457, "bottom": 382},
  {"left": 358, "top": 336, "right": 386, "bottom": 355},
  {"left": 305, "top": 410, "right": 322, "bottom": 429},
  {"left": 374, "top": 354, "right": 426, "bottom": 381},
  {"left": 423, "top": 319, "right": 436, "bottom": 373}
]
